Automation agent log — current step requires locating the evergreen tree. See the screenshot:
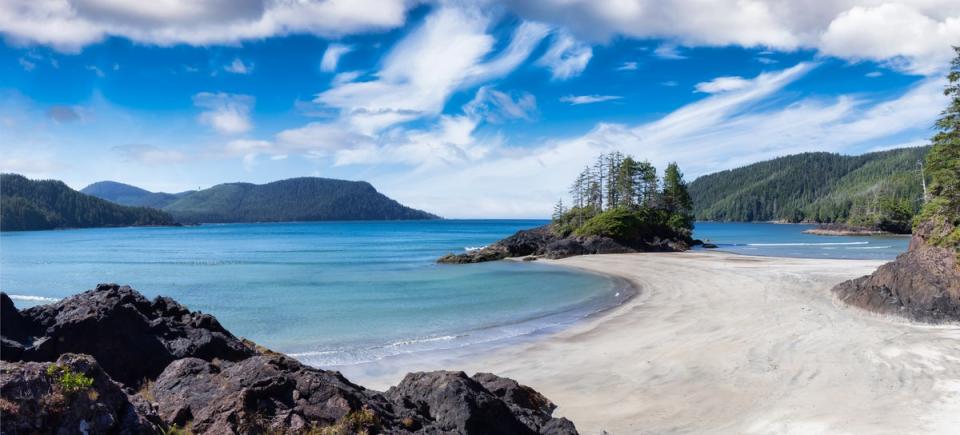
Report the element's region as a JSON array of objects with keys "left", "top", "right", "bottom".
[
  {"left": 662, "top": 162, "right": 693, "bottom": 217},
  {"left": 918, "top": 46, "right": 960, "bottom": 249}
]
